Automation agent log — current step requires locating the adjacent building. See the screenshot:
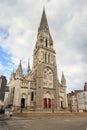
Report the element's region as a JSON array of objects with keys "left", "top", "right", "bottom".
[
  {"left": 8, "top": 9, "right": 68, "bottom": 111},
  {"left": 67, "top": 83, "right": 87, "bottom": 112},
  {"left": 77, "top": 91, "right": 87, "bottom": 112},
  {"left": 0, "top": 75, "right": 7, "bottom": 107},
  {"left": 4, "top": 87, "right": 9, "bottom": 107}
]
